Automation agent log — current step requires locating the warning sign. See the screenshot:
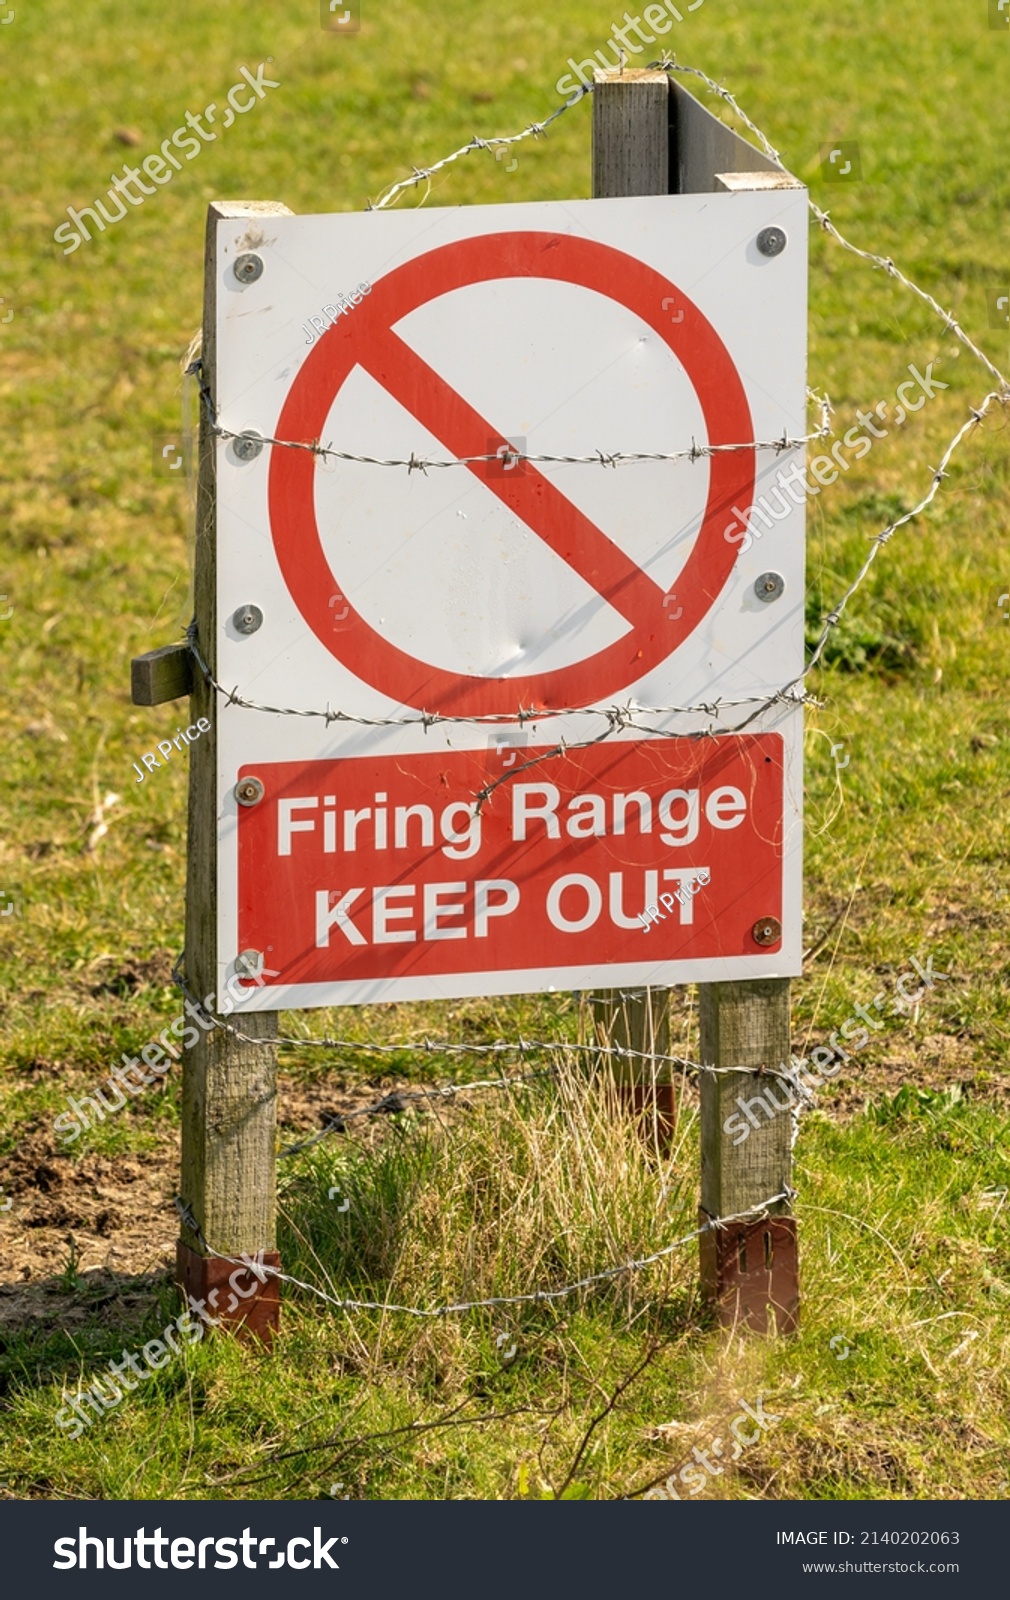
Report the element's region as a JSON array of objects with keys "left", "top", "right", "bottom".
[
  {"left": 268, "top": 232, "right": 755, "bottom": 714},
  {"left": 238, "top": 735, "right": 785, "bottom": 1004},
  {"left": 214, "top": 191, "right": 808, "bottom": 1007}
]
